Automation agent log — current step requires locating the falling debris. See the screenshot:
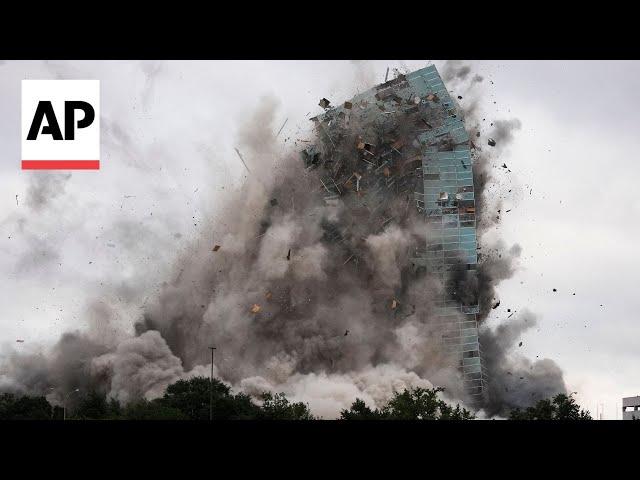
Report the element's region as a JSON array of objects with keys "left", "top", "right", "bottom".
[
  {"left": 492, "top": 300, "right": 501, "bottom": 309},
  {"left": 552, "top": 288, "right": 557, "bottom": 292},
  {"left": 234, "top": 147, "right": 251, "bottom": 173},
  {"left": 319, "top": 98, "right": 331, "bottom": 109},
  {"left": 212, "top": 245, "right": 221, "bottom": 252},
  {"left": 16, "top": 339, "right": 24, "bottom": 343},
  {"left": 276, "top": 118, "right": 288, "bottom": 137},
  {"left": 286, "top": 249, "right": 291, "bottom": 261},
  {"left": 391, "top": 299, "right": 399, "bottom": 310},
  {"left": 344, "top": 101, "right": 353, "bottom": 110},
  {"left": 344, "top": 330, "right": 349, "bottom": 336},
  {"left": 488, "top": 138, "right": 496, "bottom": 147},
  {"left": 250, "top": 304, "right": 261, "bottom": 314},
  {"left": 342, "top": 254, "right": 354, "bottom": 266},
  {"left": 15, "top": 195, "right": 18, "bottom": 206},
  {"left": 518, "top": 342, "right": 523, "bottom": 347},
  {"left": 265, "top": 292, "right": 272, "bottom": 300},
  {"left": 270, "top": 198, "right": 278, "bottom": 206}
]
